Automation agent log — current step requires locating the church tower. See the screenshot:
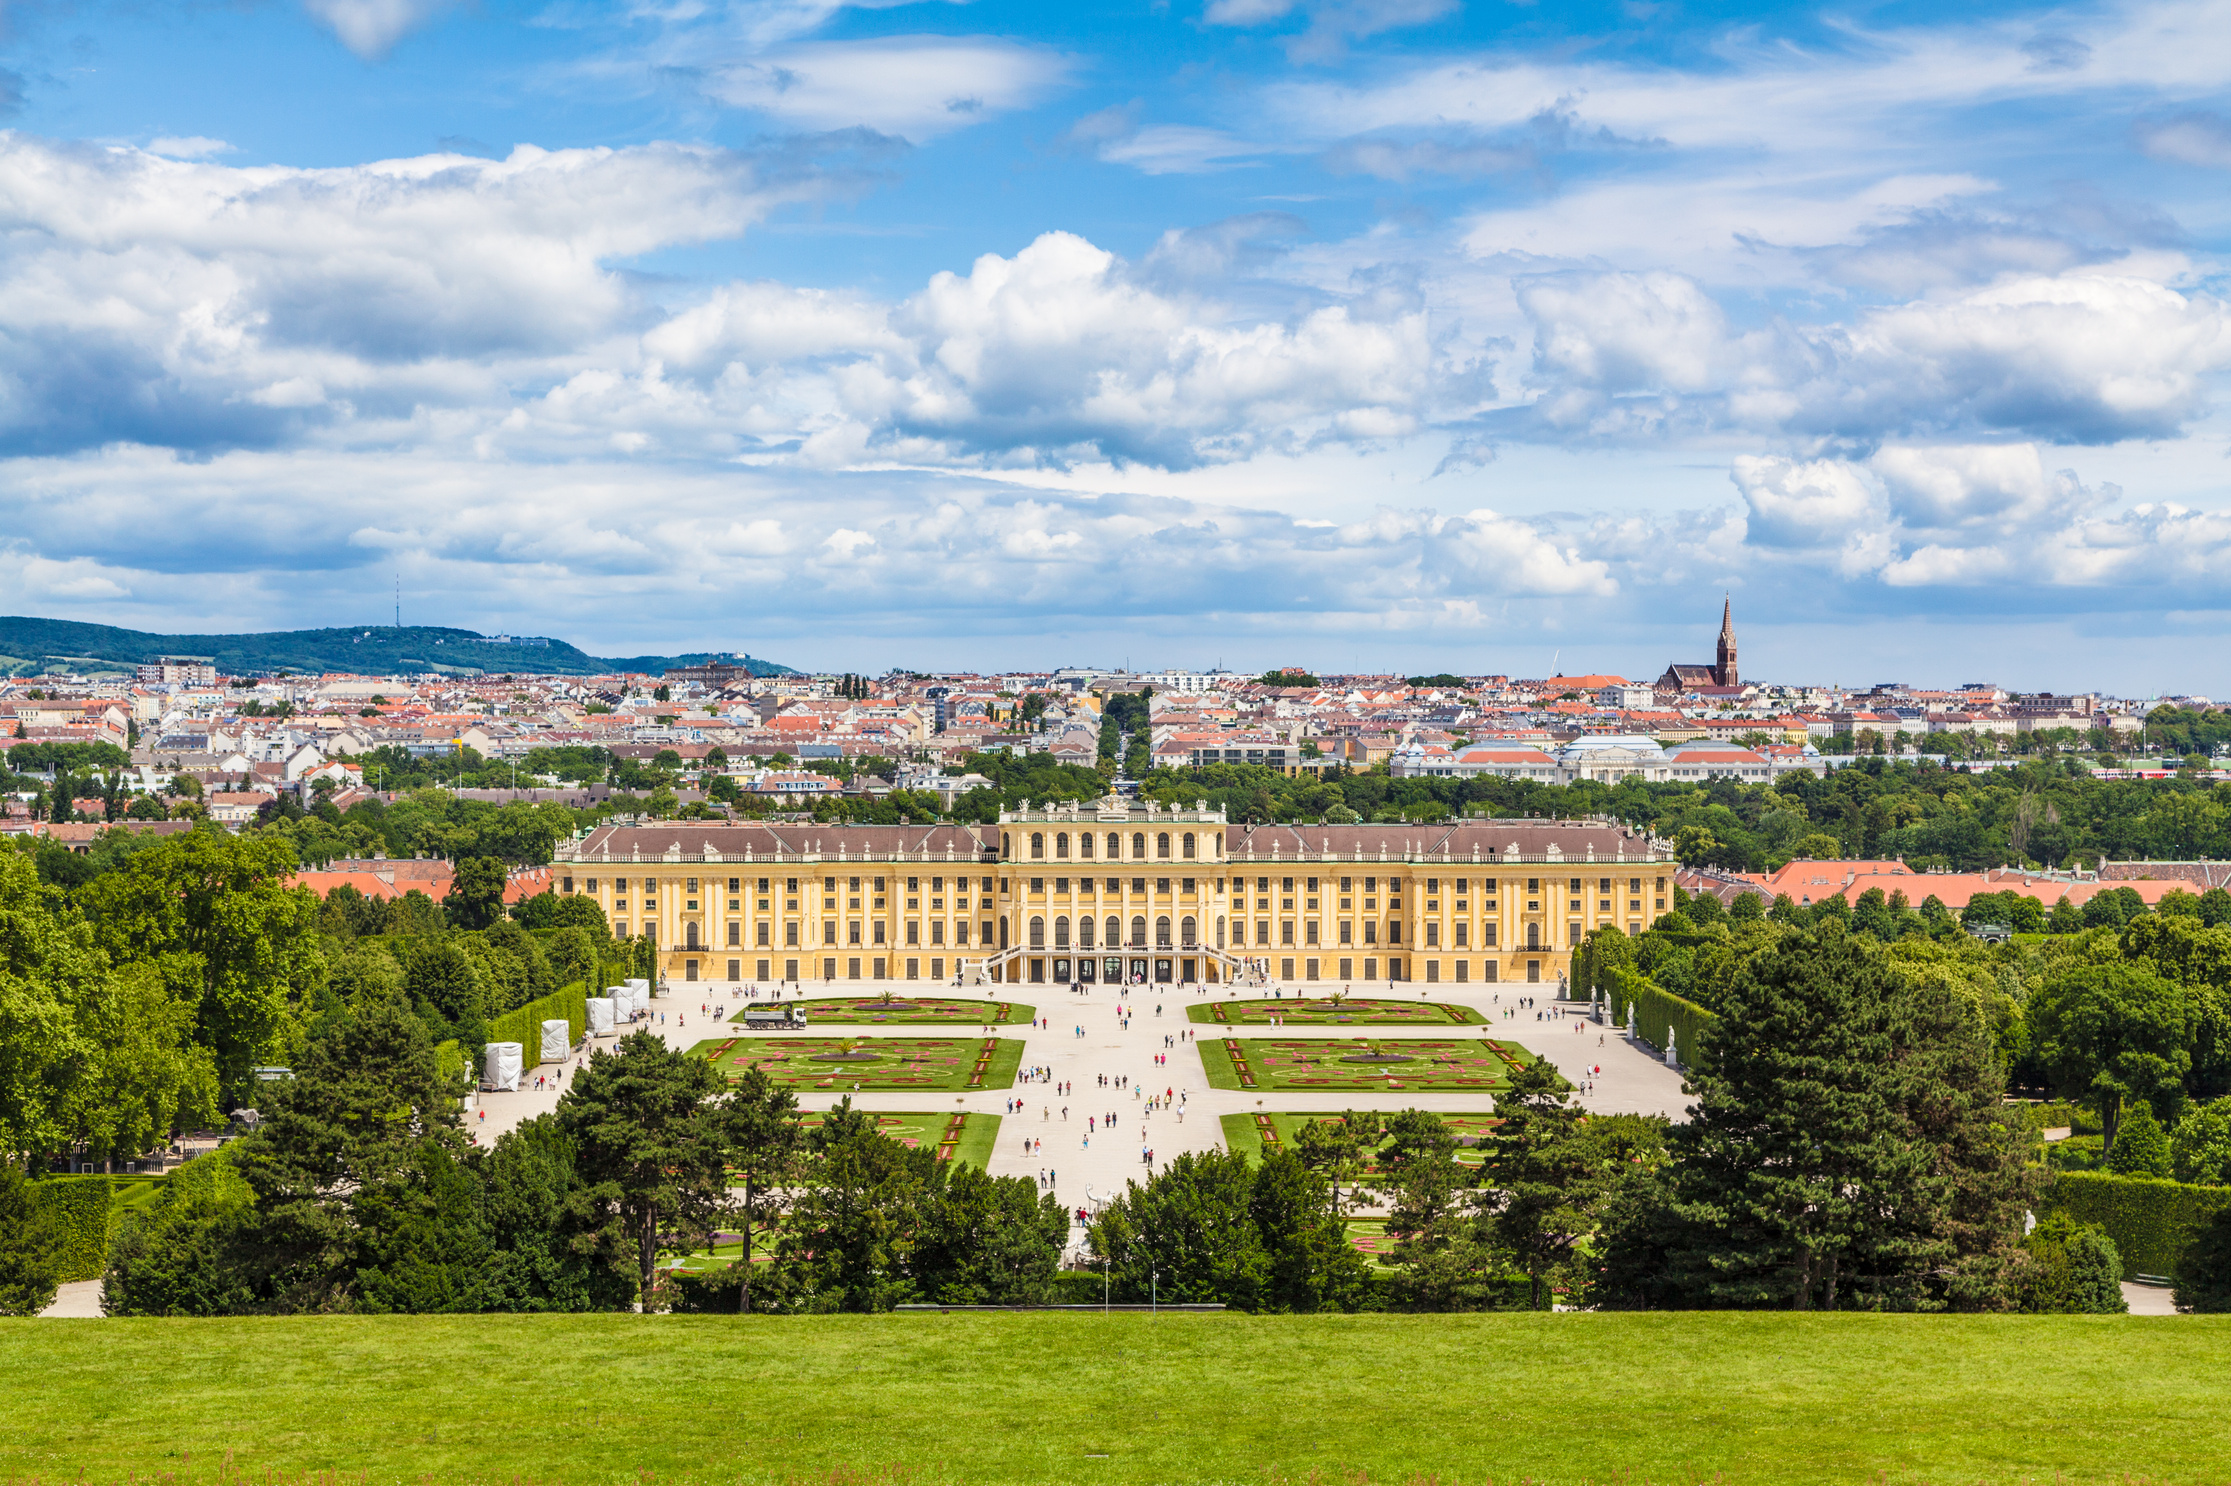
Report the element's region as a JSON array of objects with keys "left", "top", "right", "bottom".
[{"left": 1715, "top": 595, "right": 1738, "bottom": 687}]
